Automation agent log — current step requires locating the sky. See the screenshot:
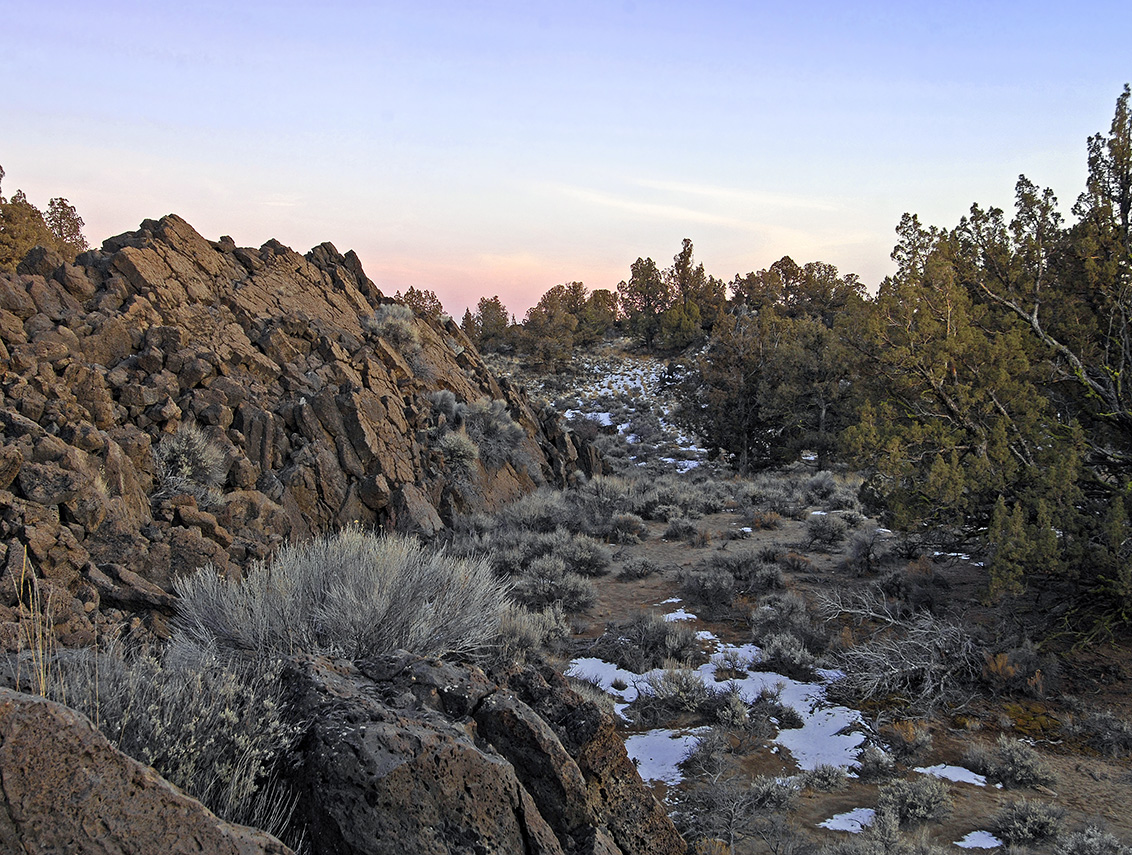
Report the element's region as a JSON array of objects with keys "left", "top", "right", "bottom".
[{"left": 2, "top": 1, "right": 1129, "bottom": 316}]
